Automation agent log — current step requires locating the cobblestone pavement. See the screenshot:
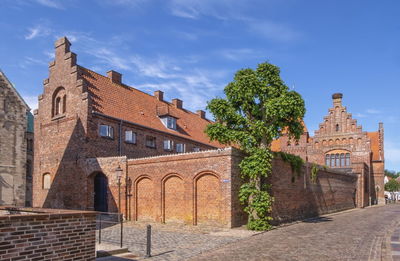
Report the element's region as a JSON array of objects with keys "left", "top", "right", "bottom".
[
  {"left": 96, "top": 222, "right": 257, "bottom": 261},
  {"left": 389, "top": 222, "right": 400, "bottom": 261},
  {"left": 190, "top": 204, "right": 400, "bottom": 261}
]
